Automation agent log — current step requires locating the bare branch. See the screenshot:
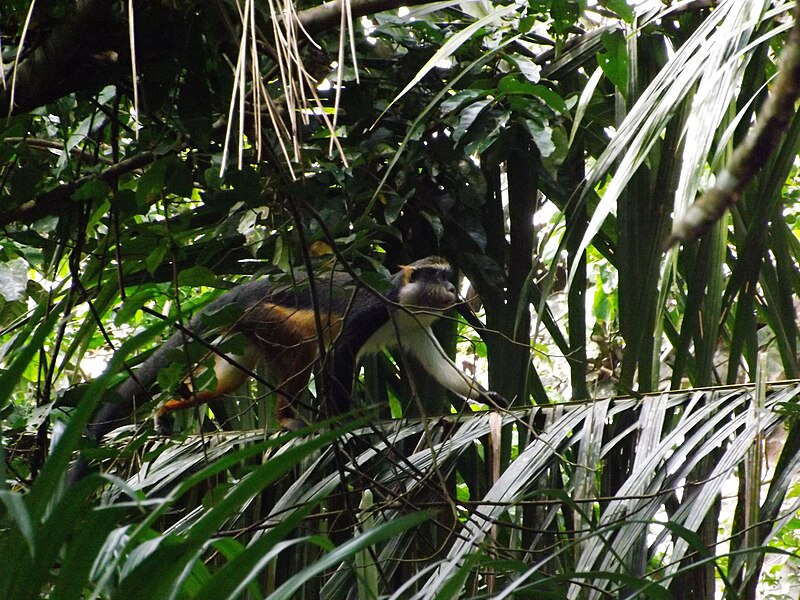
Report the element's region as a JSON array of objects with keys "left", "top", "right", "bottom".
[
  {"left": 299, "top": 0, "right": 433, "bottom": 34},
  {"left": 0, "top": 151, "right": 157, "bottom": 228},
  {"left": 0, "top": 0, "right": 437, "bottom": 117},
  {"left": 0, "top": 0, "right": 119, "bottom": 117}
]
